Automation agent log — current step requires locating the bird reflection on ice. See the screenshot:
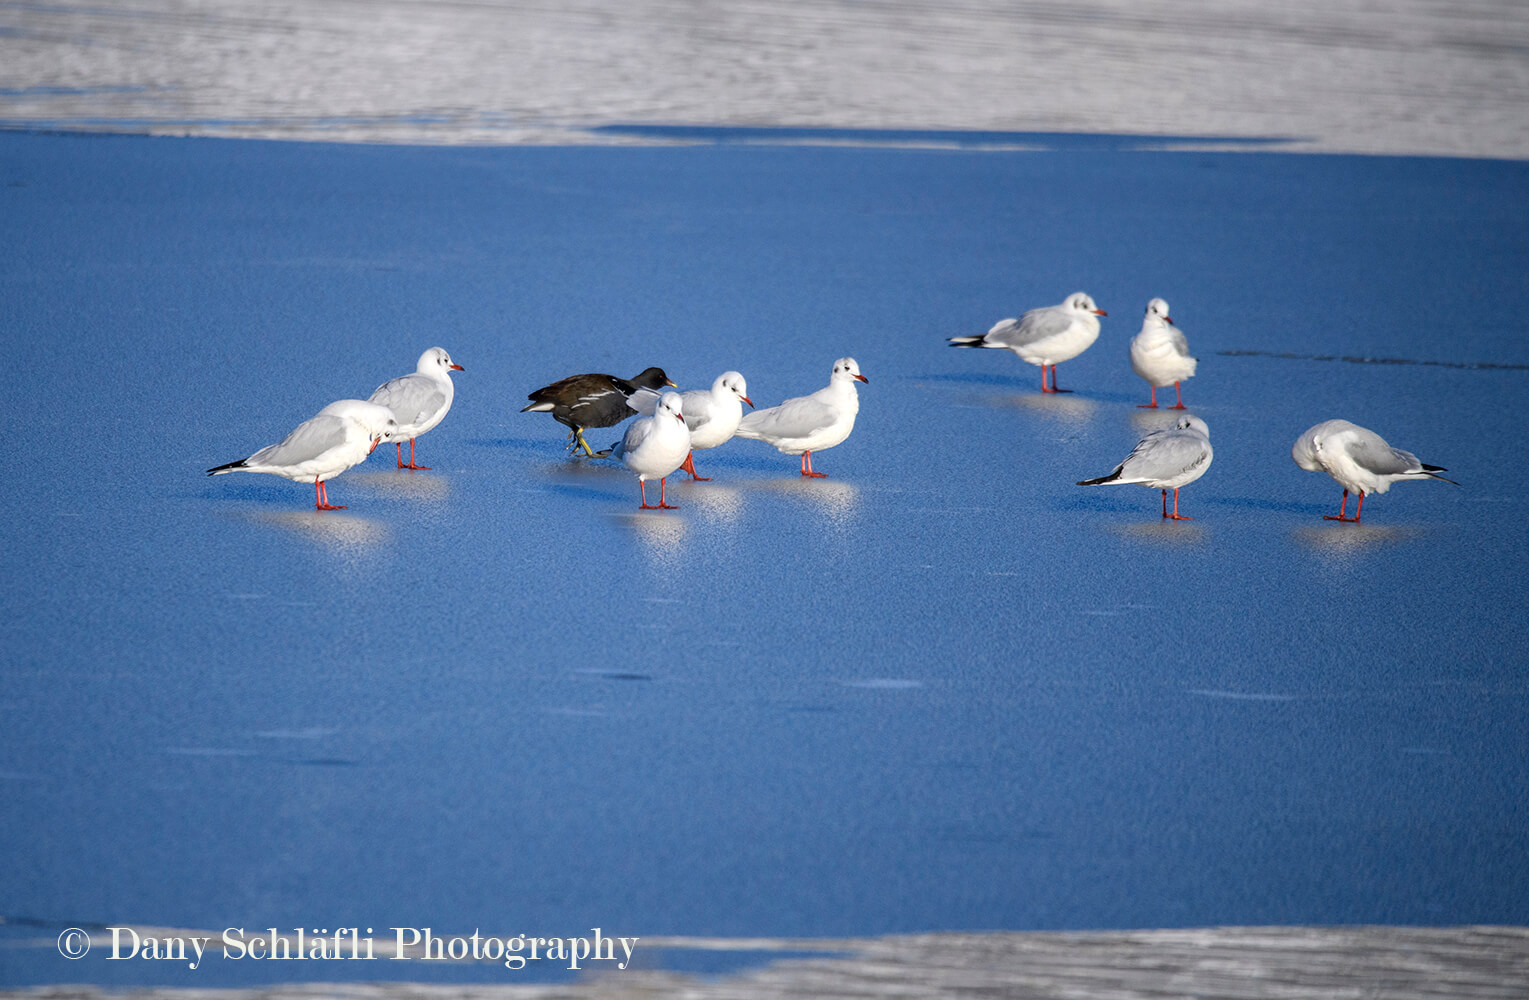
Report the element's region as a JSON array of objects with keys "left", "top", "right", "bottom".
[
  {"left": 675, "top": 481, "right": 745, "bottom": 521},
  {"left": 999, "top": 393, "right": 1098, "bottom": 422},
  {"left": 241, "top": 510, "right": 391, "bottom": 552},
  {"left": 1107, "top": 518, "right": 1205, "bottom": 544},
  {"left": 752, "top": 477, "right": 860, "bottom": 526},
  {"left": 615, "top": 510, "right": 687, "bottom": 560},
  {"left": 1293, "top": 523, "right": 1413, "bottom": 552},
  {"left": 346, "top": 470, "right": 450, "bottom": 501}
]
